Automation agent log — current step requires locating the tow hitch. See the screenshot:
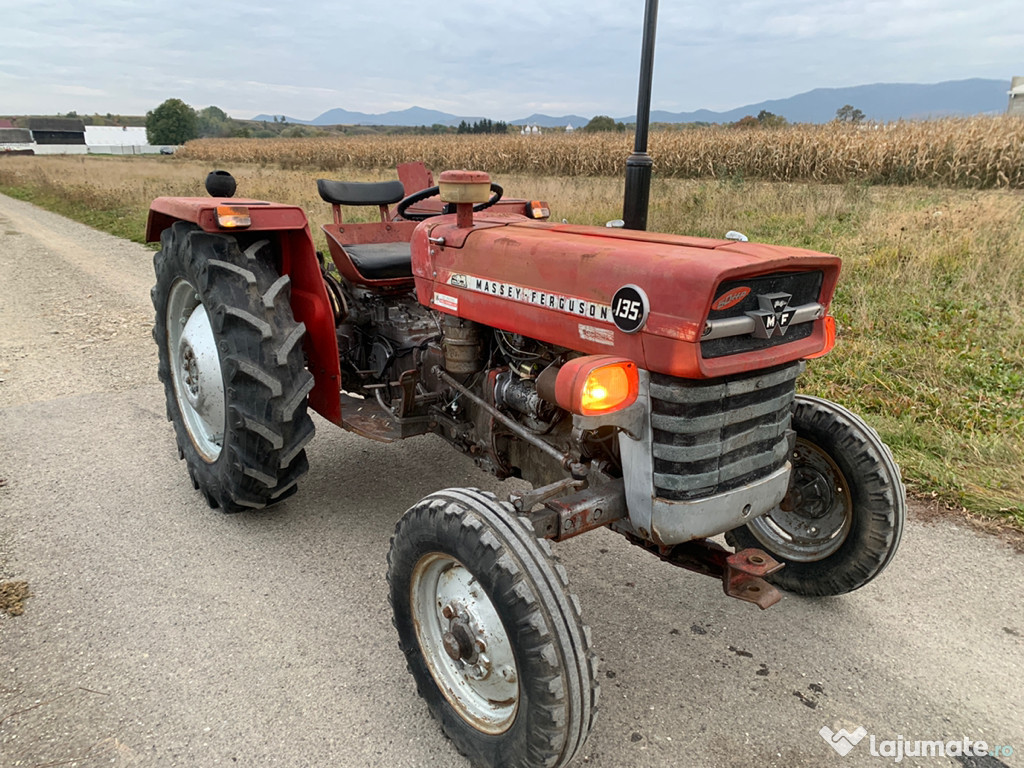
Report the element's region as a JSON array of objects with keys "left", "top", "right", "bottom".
[
  {"left": 722, "top": 548, "right": 785, "bottom": 609},
  {"left": 624, "top": 536, "right": 785, "bottom": 609}
]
